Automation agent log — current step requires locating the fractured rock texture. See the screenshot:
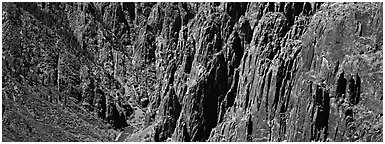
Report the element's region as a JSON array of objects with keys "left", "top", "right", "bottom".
[{"left": 2, "top": 2, "right": 383, "bottom": 142}]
